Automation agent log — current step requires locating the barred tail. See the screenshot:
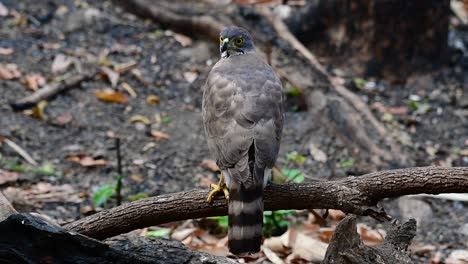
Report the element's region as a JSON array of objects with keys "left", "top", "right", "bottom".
[{"left": 228, "top": 185, "right": 264, "bottom": 255}]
